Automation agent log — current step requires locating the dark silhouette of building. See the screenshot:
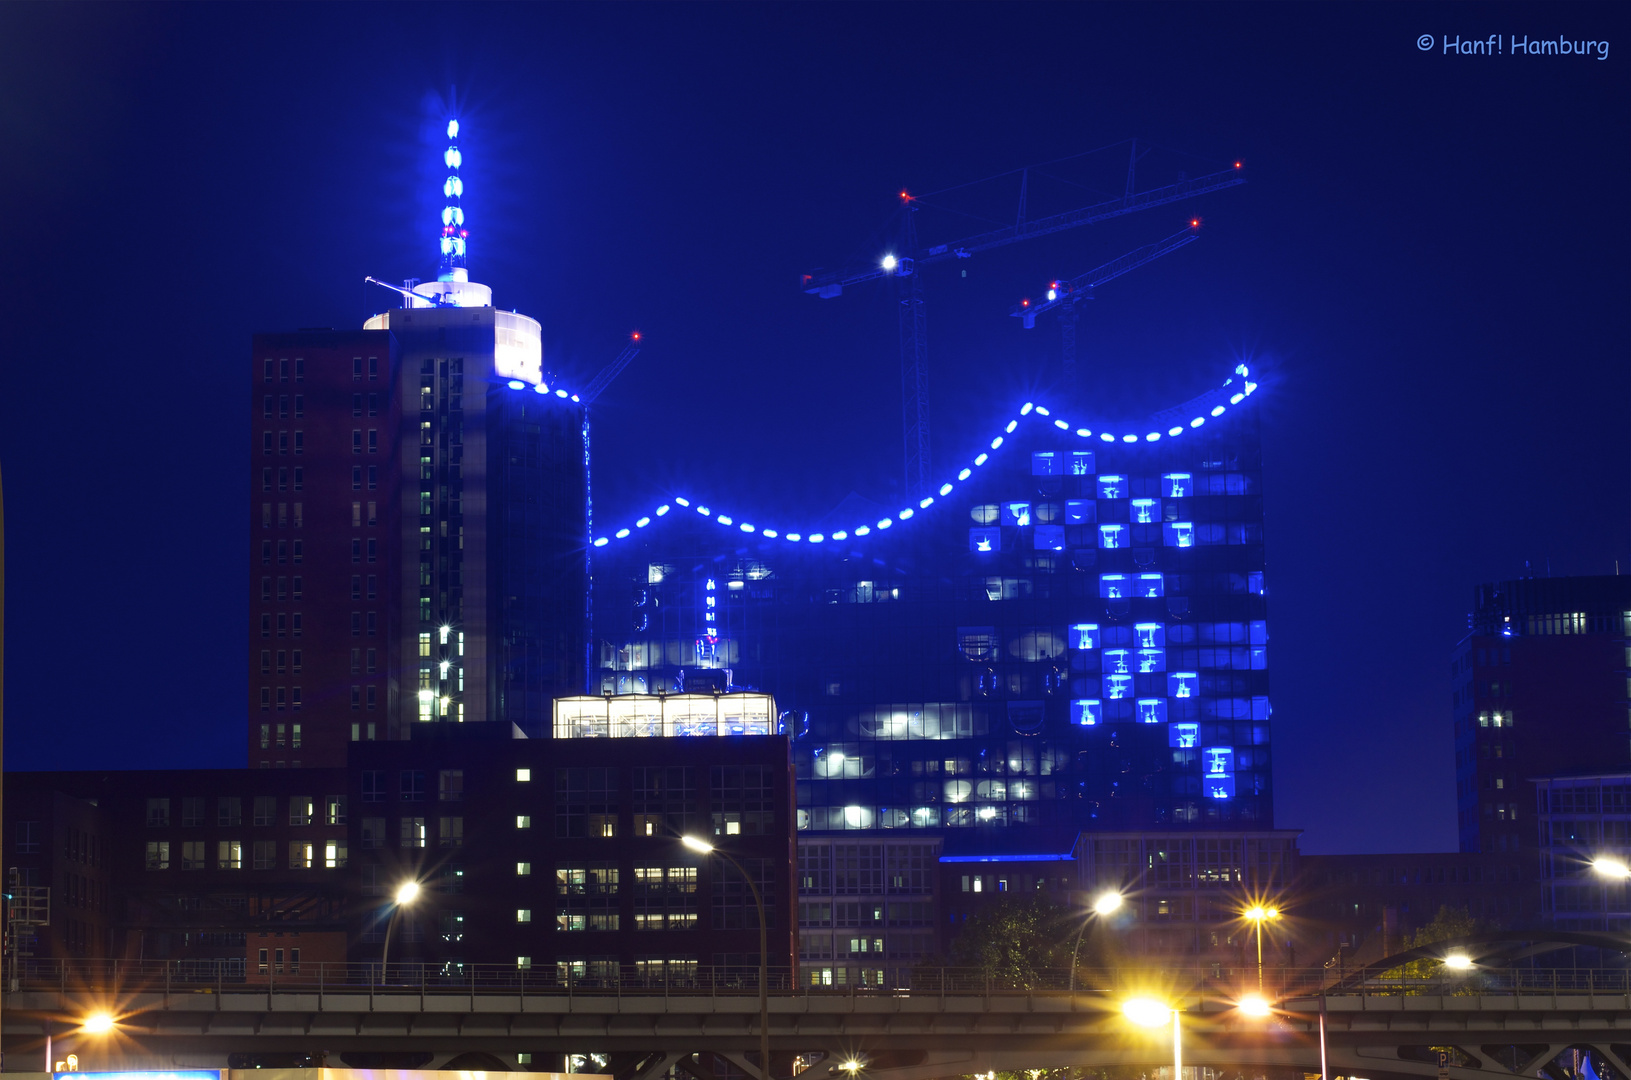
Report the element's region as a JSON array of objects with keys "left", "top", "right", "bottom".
[{"left": 1453, "top": 576, "right": 1631, "bottom": 853}]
